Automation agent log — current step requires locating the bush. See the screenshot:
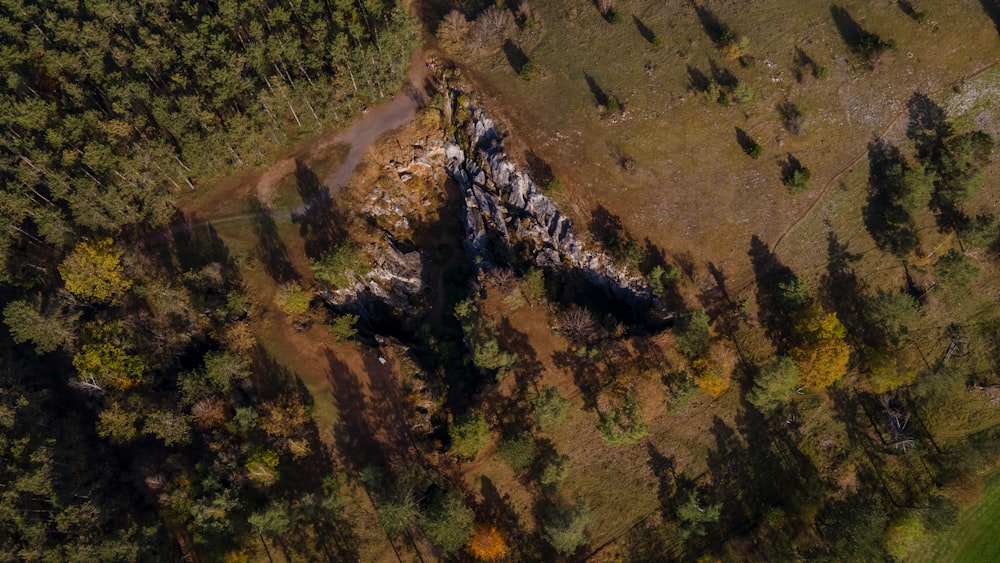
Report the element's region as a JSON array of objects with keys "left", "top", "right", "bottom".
[
  {"left": 542, "top": 499, "right": 593, "bottom": 555},
  {"left": 328, "top": 313, "right": 359, "bottom": 341},
  {"left": 748, "top": 141, "right": 763, "bottom": 159},
  {"left": 450, "top": 411, "right": 491, "bottom": 459},
  {"left": 786, "top": 166, "right": 812, "bottom": 194},
  {"left": 497, "top": 432, "right": 536, "bottom": 473},
  {"left": 747, "top": 356, "right": 800, "bottom": 414},
  {"left": 540, "top": 454, "right": 571, "bottom": 491},
  {"left": 421, "top": 491, "right": 475, "bottom": 555},
  {"left": 648, "top": 265, "right": 681, "bottom": 298},
  {"left": 608, "top": 10, "right": 623, "bottom": 24},
  {"left": 274, "top": 283, "right": 311, "bottom": 315},
  {"left": 605, "top": 97, "right": 620, "bottom": 114},
  {"left": 597, "top": 394, "right": 649, "bottom": 446},
  {"left": 733, "top": 82, "right": 754, "bottom": 104},
  {"left": 312, "top": 240, "right": 368, "bottom": 289},
  {"left": 518, "top": 60, "right": 537, "bottom": 80},
  {"left": 675, "top": 309, "right": 711, "bottom": 358},
  {"left": 542, "top": 178, "right": 564, "bottom": 197},
  {"left": 704, "top": 83, "right": 721, "bottom": 104},
  {"left": 934, "top": 249, "right": 980, "bottom": 291},
  {"left": 532, "top": 386, "right": 571, "bottom": 432}
]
